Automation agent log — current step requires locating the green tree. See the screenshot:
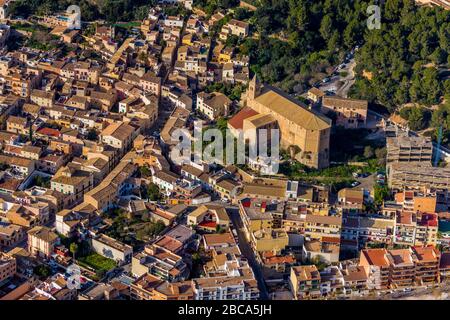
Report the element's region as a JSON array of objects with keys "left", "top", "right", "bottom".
[
  {"left": 374, "top": 184, "right": 389, "bottom": 206},
  {"left": 319, "top": 14, "right": 333, "bottom": 41},
  {"left": 375, "top": 147, "right": 387, "bottom": 166},
  {"left": 363, "top": 146, "right": 374, "bottom": 159},
  {"left": 147, "top": 183, "right": 162, "bottom": 201},
  {"left": 33, "top": 265, "right": 51, "bottom": 279},
  {"left": 29, "top": 126, "right": 33, "bottom": 142},
  {"left": 87, "top": 129, "right": 98, "bottom": 141},
  {"left": 70, "top": 243, "right": 78, "bottom": 261}
]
